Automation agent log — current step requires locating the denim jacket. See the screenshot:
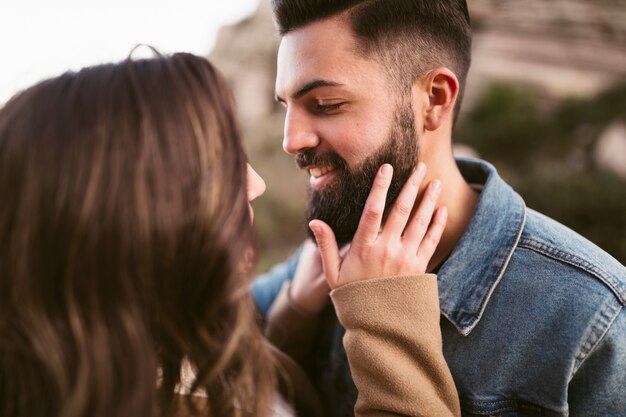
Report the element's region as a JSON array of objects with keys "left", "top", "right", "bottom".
[{"left": 253, "top": 158, "right": 626, "bottom": 417}]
